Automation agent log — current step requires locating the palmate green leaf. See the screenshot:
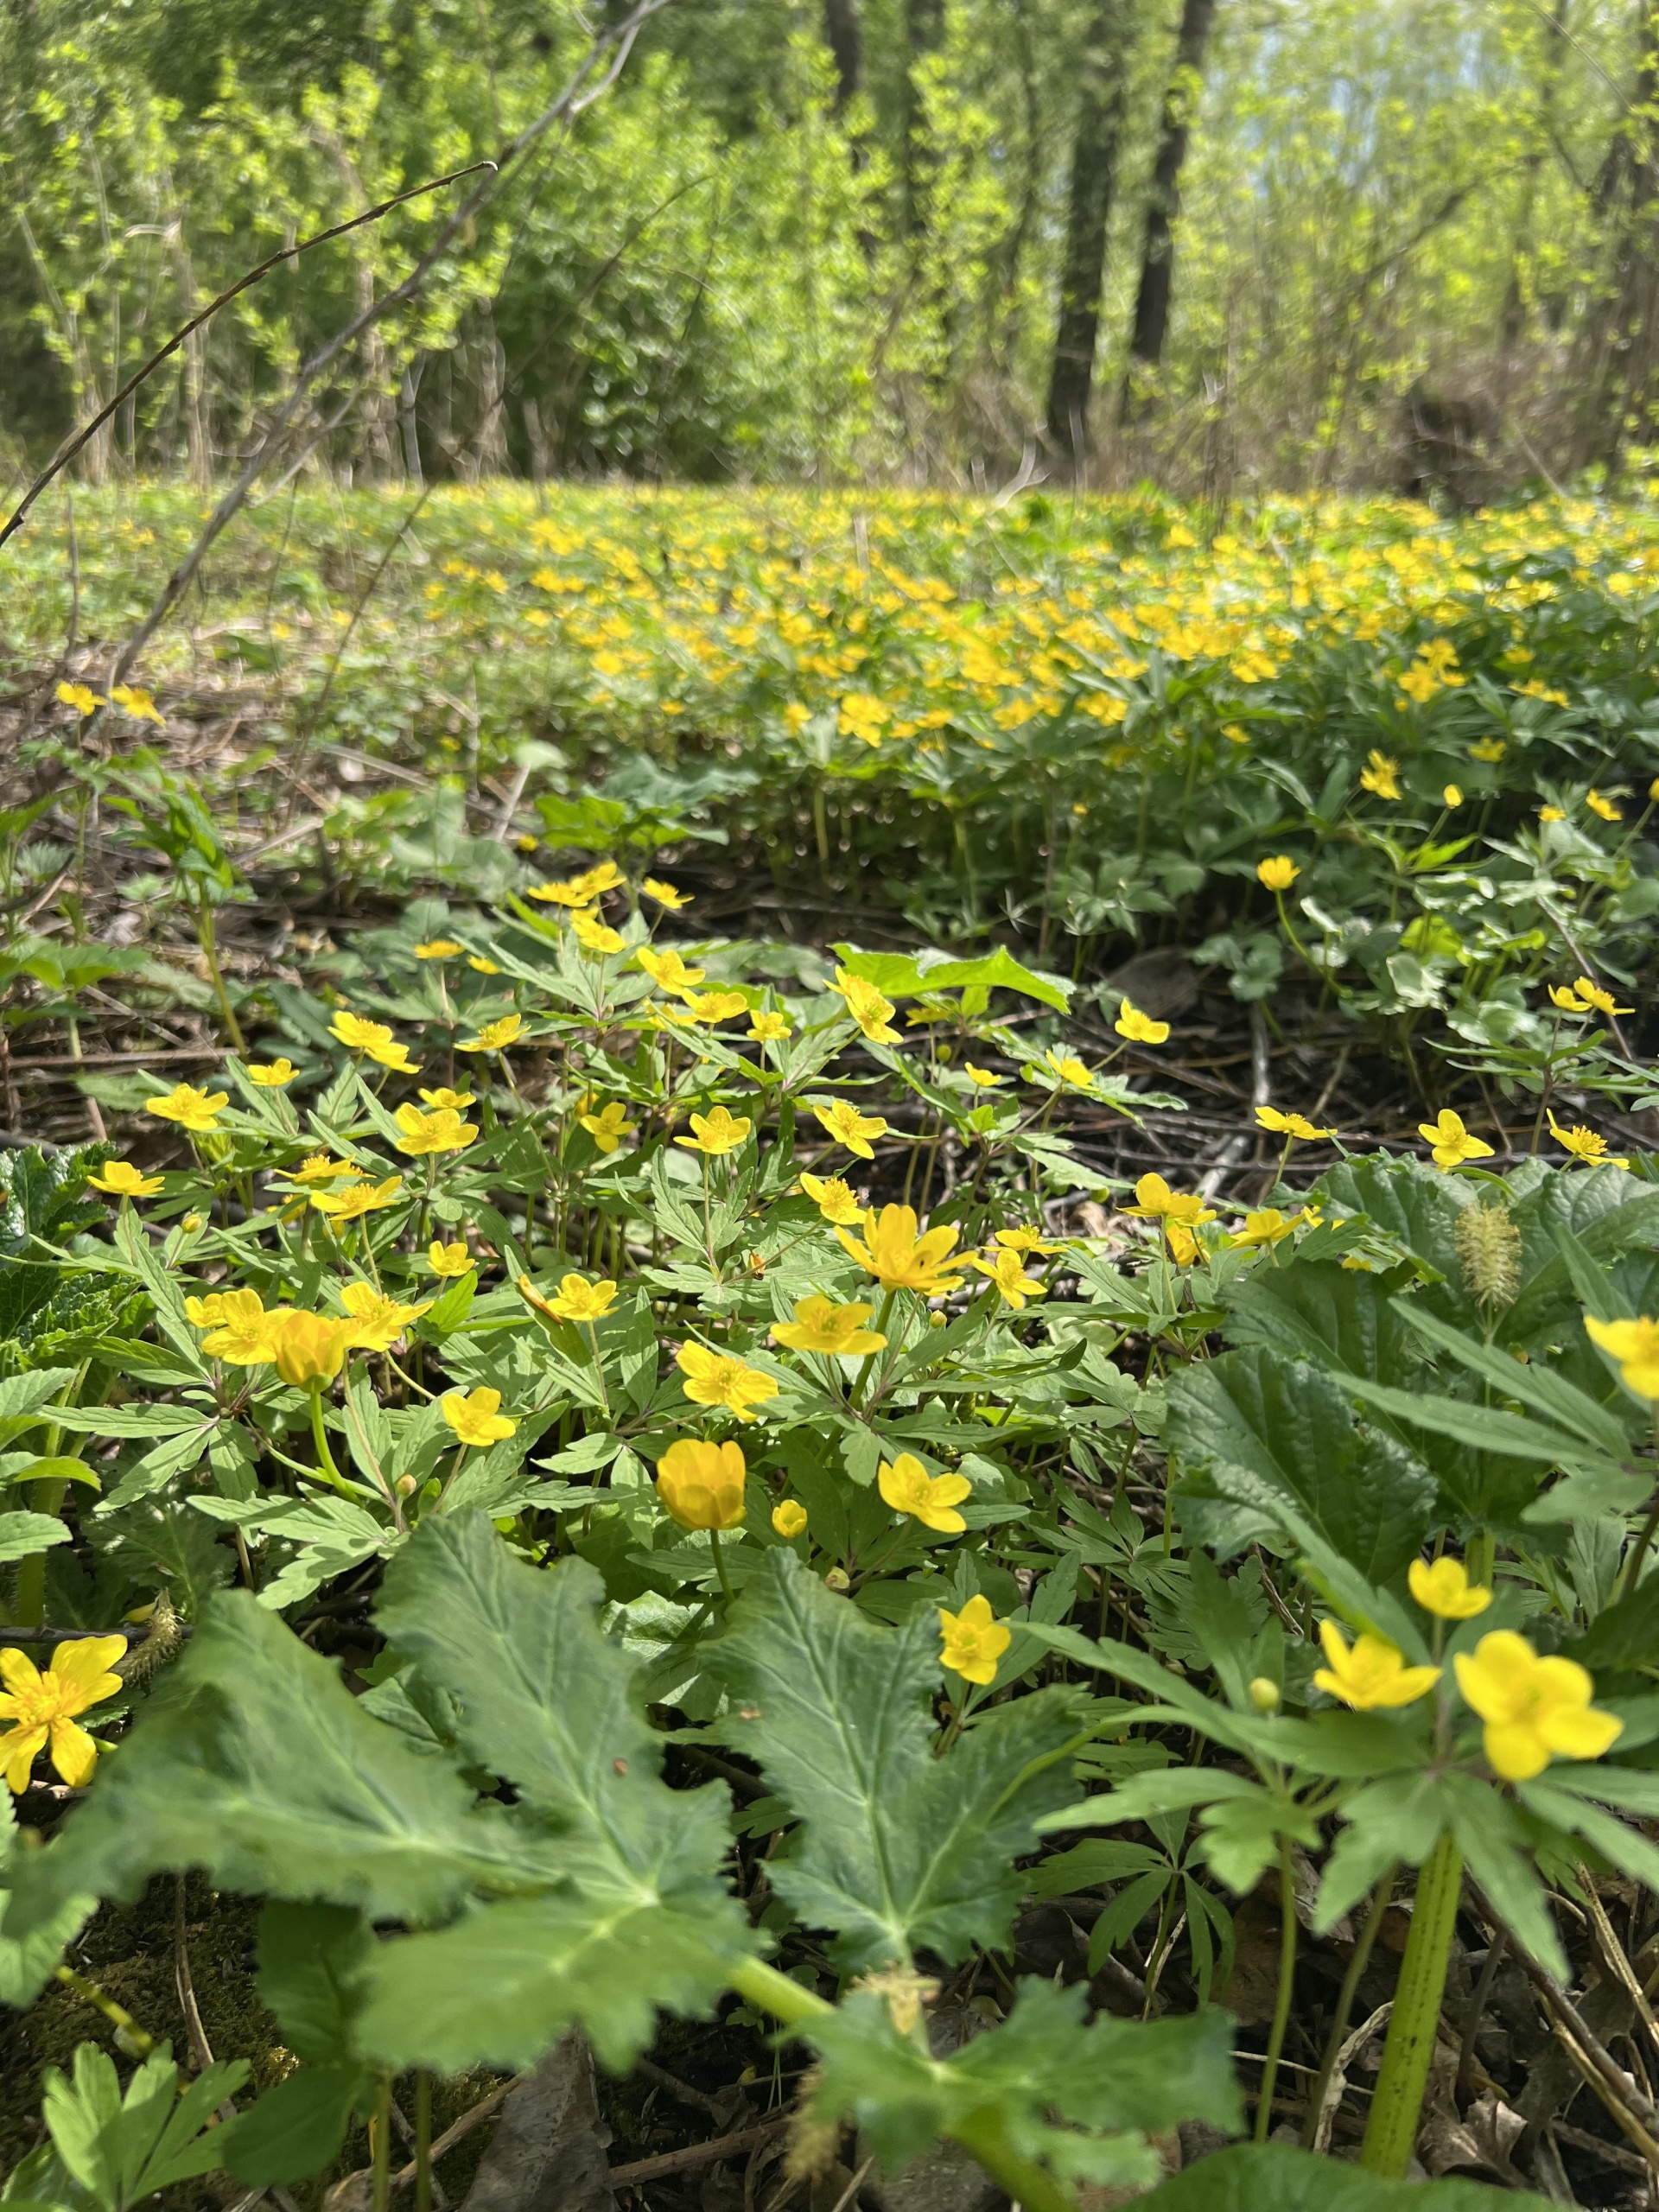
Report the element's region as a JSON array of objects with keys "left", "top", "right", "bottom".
[
  {"left": 1396, "top": 1299, "right": 1637, "bottom": 1458},
  {"left": 1167, "top": 1346, "right": 1437, "bottom": 1585},
  {"left": 804, "top": 1981, "right": 1236, "bottom": 2187},
  {"left": 1132, "top": 2142, "right": 1547, "bottom": 2209},
  {"left": 354, "top": 1516, "right": 753, "bottom": 2072},
  {"left": 42, "top": 2043, "right": 251, "bottom": 2212},
  {"left": 1313, "top": 1155, "right": 1475, "bottom": 1303},
  {"left": 6, "top": 1590, "right": 570, "bottom": 1942},
  {"left": 709, "top": 1550, "right": 1085, "bottom": 1970},
  {"left": 0, "top": 1512, "right": 73, "bottom": 1565}
]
